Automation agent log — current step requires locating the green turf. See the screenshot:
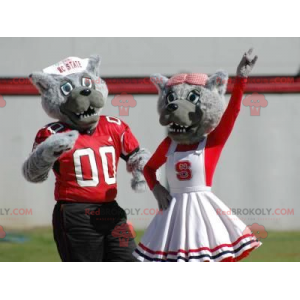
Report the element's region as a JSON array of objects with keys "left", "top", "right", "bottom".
[
  {"left": 243, "top": 231, "right": 300, "bottom": 262},
  {"left": 0, "top": 228, "right": 299, "bottom": 262}
]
